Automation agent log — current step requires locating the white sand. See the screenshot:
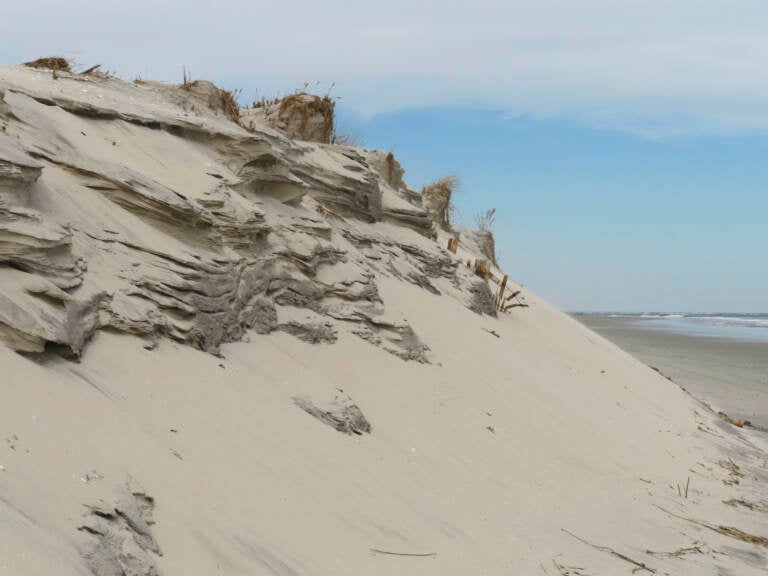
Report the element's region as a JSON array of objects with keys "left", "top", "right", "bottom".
[{"left": 1, "top": 64, "right": 767, "bottom": 575}]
